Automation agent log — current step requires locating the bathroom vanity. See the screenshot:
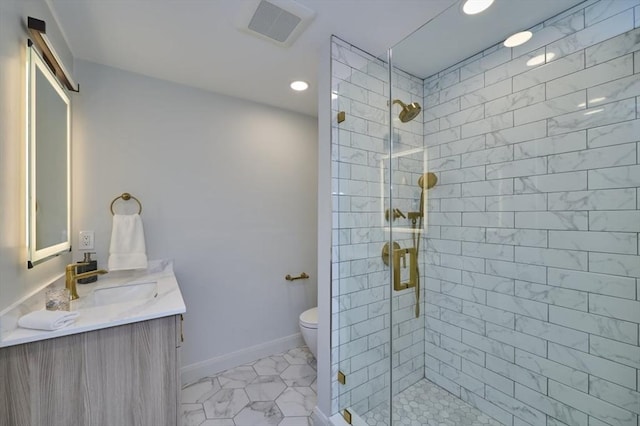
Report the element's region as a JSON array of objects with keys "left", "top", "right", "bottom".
[{"left": 0, "top": 260, "right": 186, "bottom": 426}]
